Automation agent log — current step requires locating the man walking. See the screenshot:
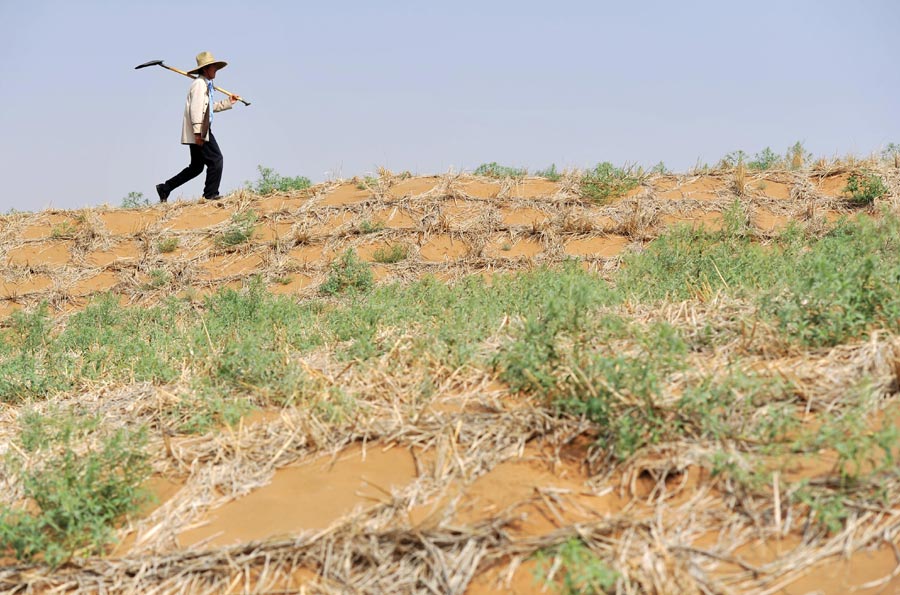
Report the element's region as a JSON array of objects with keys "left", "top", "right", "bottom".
[{"left": 156, "top": 52, "right": 238, "bottom": 203}]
